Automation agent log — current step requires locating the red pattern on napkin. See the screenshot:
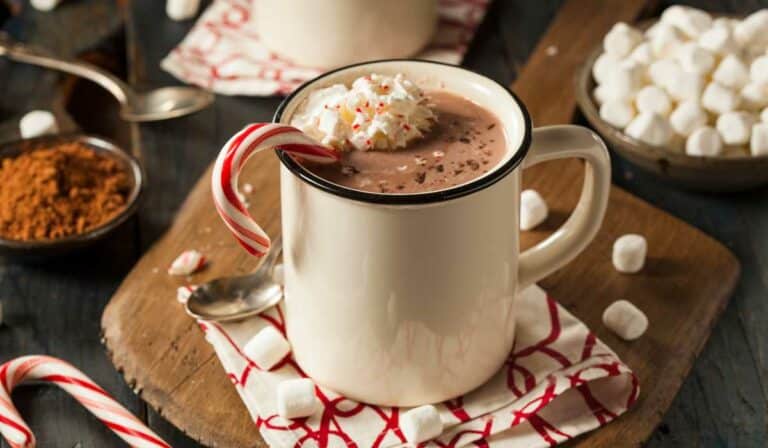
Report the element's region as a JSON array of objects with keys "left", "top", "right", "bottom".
[
  {"left": 199, "top": 286, "right": 638, "bottom": 447},
  {"left": 161, "top": 0, "right": 491, "bottom": 96}
]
